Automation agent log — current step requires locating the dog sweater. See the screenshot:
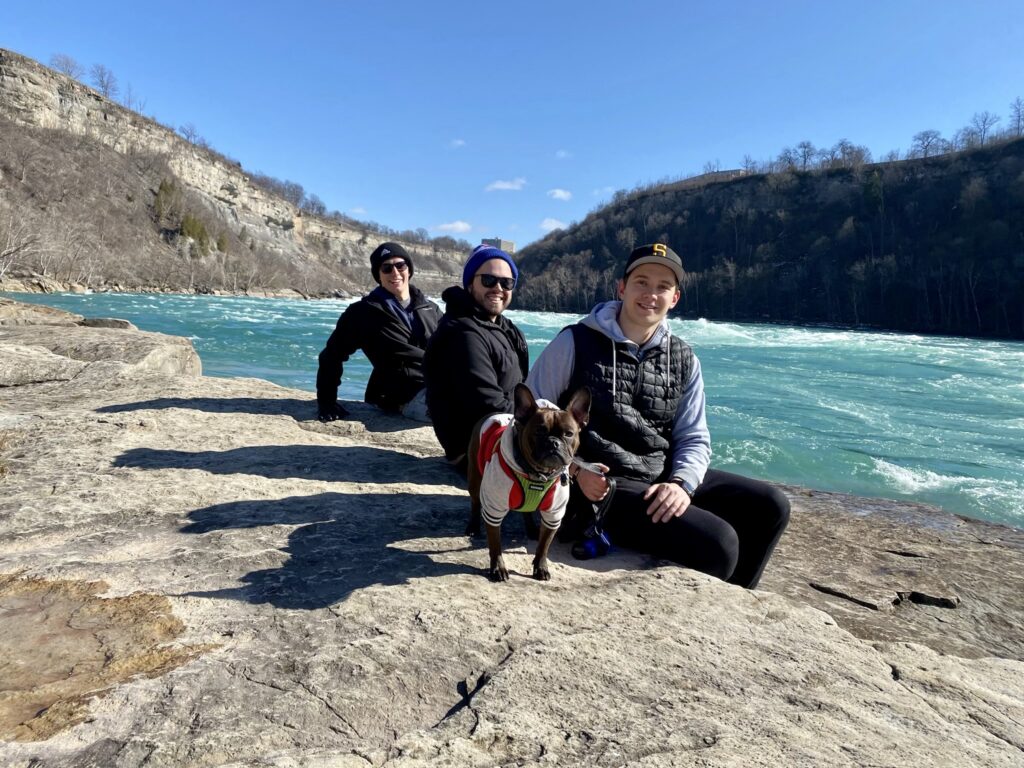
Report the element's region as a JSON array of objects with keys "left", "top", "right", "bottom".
[{"left": 477, "top": 415, "right": 570, "bottom": 531}]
